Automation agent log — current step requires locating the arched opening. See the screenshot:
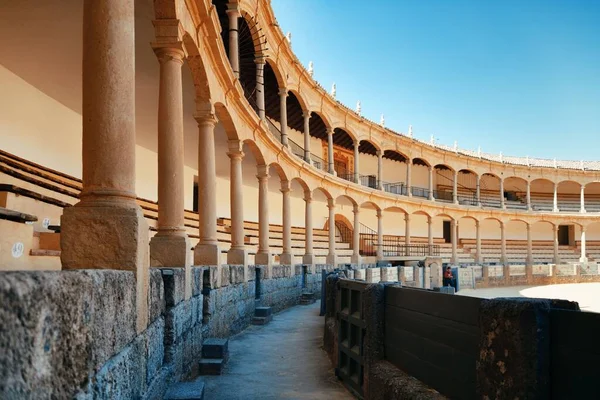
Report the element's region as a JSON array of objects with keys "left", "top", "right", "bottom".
[
  {"left": 411, "top": 158, "right": 431, "bottom": 199},
  {"left": 456, "top": 217, "right": 478, "bottom": 264},
  {"left": 330, "top": 128, "right": 354, "bottom": 179},
  {"left": 584, "top": 182, "right": 600, "bottom": 212},
  {"left": 358, "top": 202, "right": 380, "bottom": 258},
  {"left": 357, "top": 140, "right": 379, "bottom": 188},
  {"left": 504, "top": 177, "right": 528, "bottom": 210},
  {"left": 530, "top": 178, "right": 555, "bottom": 211},
  {"left": 480, "top": 174, "right": 502, "bottom": 208},
  {"left": 307, "top": 112, "right": 329, "bottom": 170},
  {"left": 505, "top": 220, "right": 528, "bottom": 266},
  {"left": 381, "top": 150, "right": 409, "bottom": 195},
  {"left": 557, "top": 180, "right": 581, "bottom": 212},
  {"left": 456, "top": 170, "right": 478, "bottom": 206},
  {"left": 263, "top": 62, "right": 284, "bottom": 141},
  {"left": 433, "top": 164, "right": 455, "bottom": 203},
  {"left": 282, "top": 92, "right": 306, "bottom": 158}
]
